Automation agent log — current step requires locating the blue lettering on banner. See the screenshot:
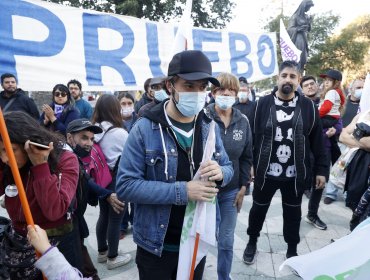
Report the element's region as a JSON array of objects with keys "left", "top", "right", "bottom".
[
  {"left": 146, "top": 22, "right": 164, "bottom": 77},
  {"left": 193, "top": 29, "right": 222, "bottom": 77},
  {"left": 257, "top": 35, "right": 276, "bottom": 75},
  {"left": 229, "top": 33, "right": 253, "bottom": 79},
  {"left": 83, "top": 13, "right": 136, "bottom": 86},
  {"left": 0, "top": 0, "right": 66, "bottom": 76}
]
